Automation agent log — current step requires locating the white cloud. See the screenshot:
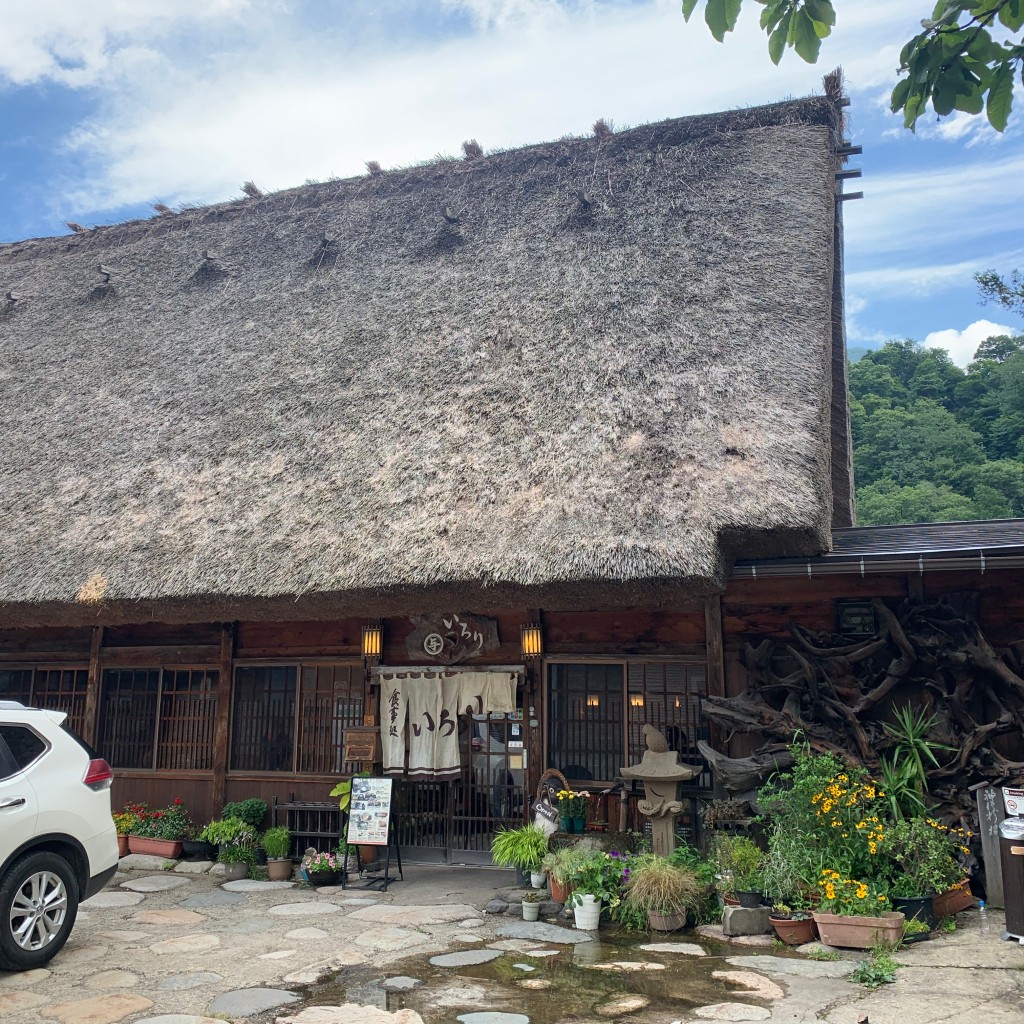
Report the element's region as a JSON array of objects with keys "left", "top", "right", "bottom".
[
  {"left": 5, "top": 0, "right": 915, "bottom": 218},
  {"left": 846, "top": 250, "right": 1024, "bottom": 298},
  {"left": 0, "top": 0, "right": 251, "bottom": 86},
  {"left": 923, "top": 319, "right": 1019, "bottom": 367},
  {"left": 843, "top": 152, "right": 1024, "bottom": 259}
]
